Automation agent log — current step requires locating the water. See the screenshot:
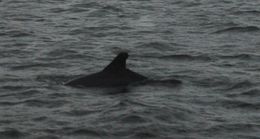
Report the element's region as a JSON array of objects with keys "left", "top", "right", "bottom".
[{"left": 0, "top": 0, "right": 260, "bottom": 138}]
